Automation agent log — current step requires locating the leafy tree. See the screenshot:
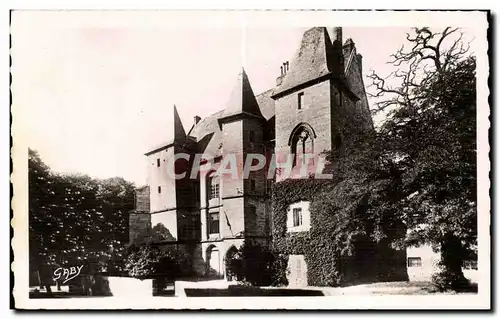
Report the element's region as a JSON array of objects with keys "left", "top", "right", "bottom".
[
  {"left": 366, "top": 27, "right": 477, "bottom": 290},
  {"left": 28, "top": 149, "right": 135, "bottom": 293}
]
